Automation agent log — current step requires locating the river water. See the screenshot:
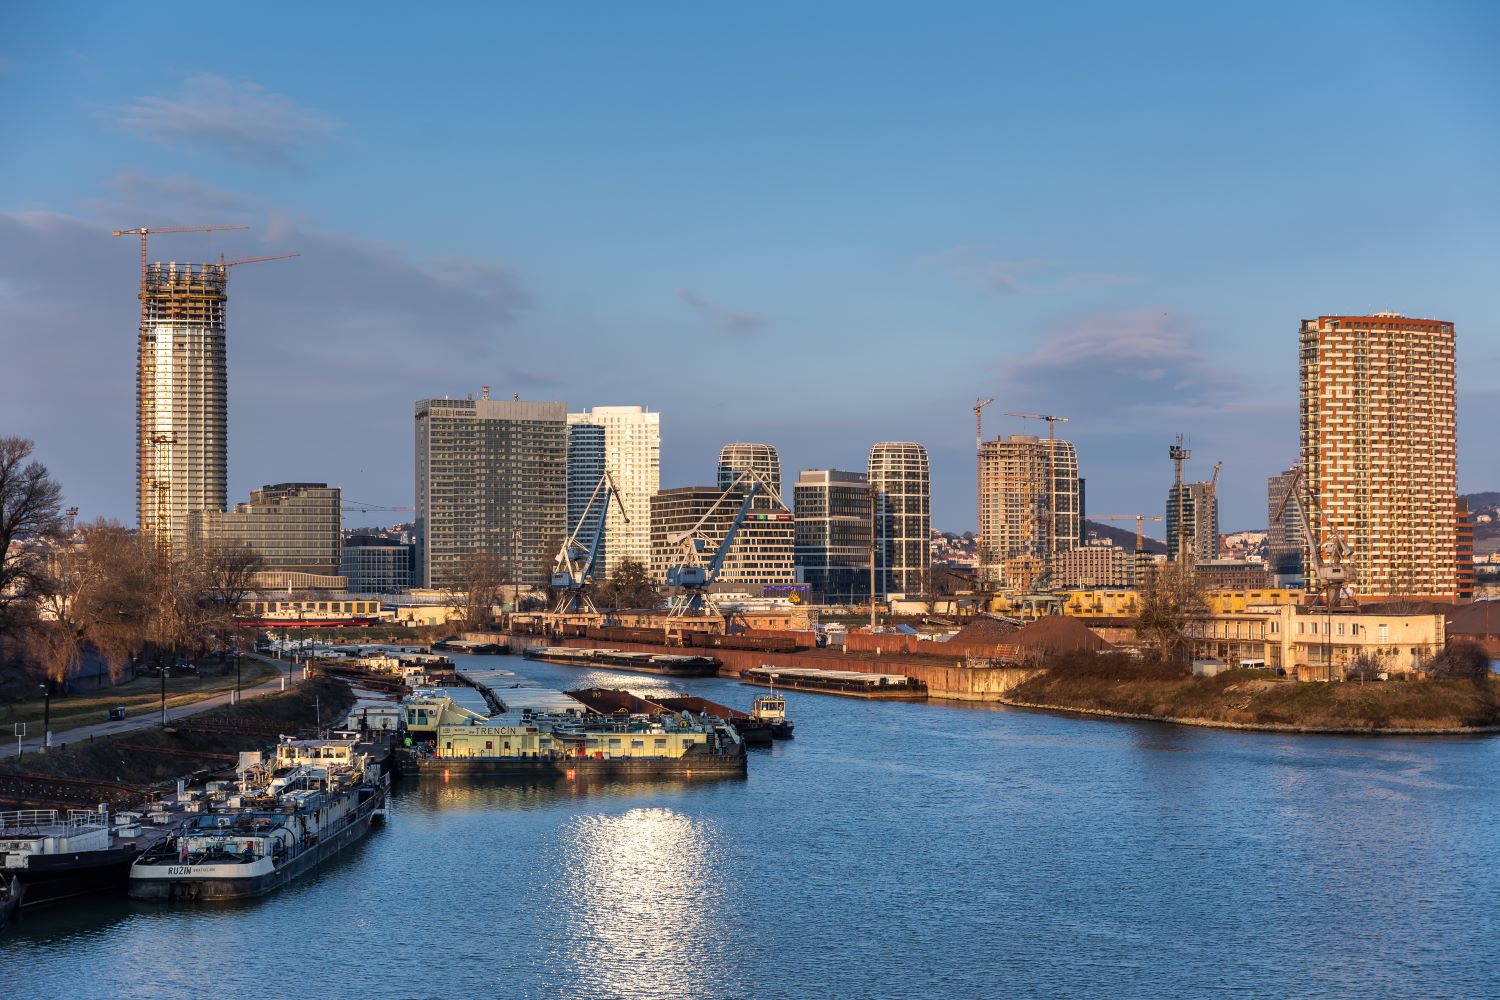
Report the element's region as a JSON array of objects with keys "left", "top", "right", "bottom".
[{"left": 4, "top": 654, "right": 1498, "bottom": 999}]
